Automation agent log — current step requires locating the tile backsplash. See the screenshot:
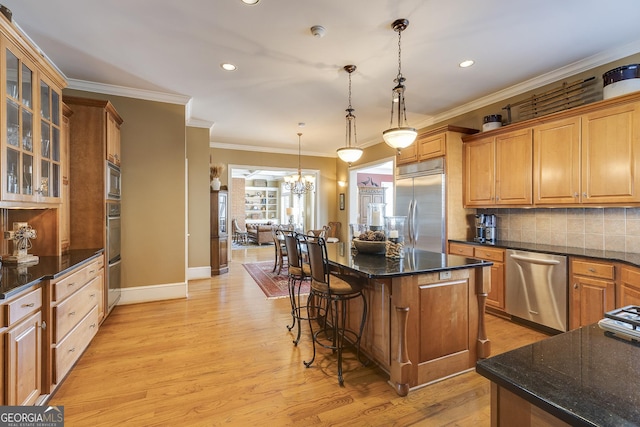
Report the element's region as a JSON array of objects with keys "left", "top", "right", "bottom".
[{"left": 477, "top": 208, "right": 640, "bottom": 253}]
